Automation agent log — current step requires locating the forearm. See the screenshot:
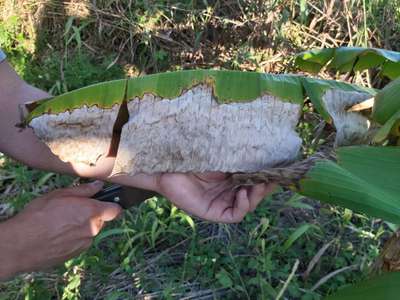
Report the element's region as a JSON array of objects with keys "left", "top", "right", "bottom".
[
  {"left": 0, "top": 64, "right": 72, "bottom": 173},
  {"left": 0, "top": 219, "right": 23, "bottom": 280},
  {"left": 0, "top": 61, "right": 97, "bottom": 175},
  {"left": 0, "top": 61, "right": 159, "bottom": 191}
]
